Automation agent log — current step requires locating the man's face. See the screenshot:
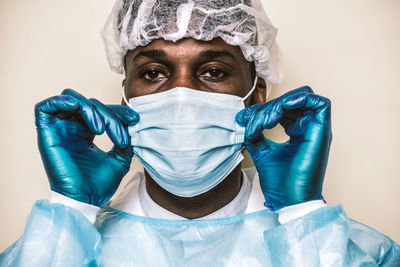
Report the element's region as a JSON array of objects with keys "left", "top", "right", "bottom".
[{"left": 124, "top": 38, "right": 265, "bottom": 106}]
